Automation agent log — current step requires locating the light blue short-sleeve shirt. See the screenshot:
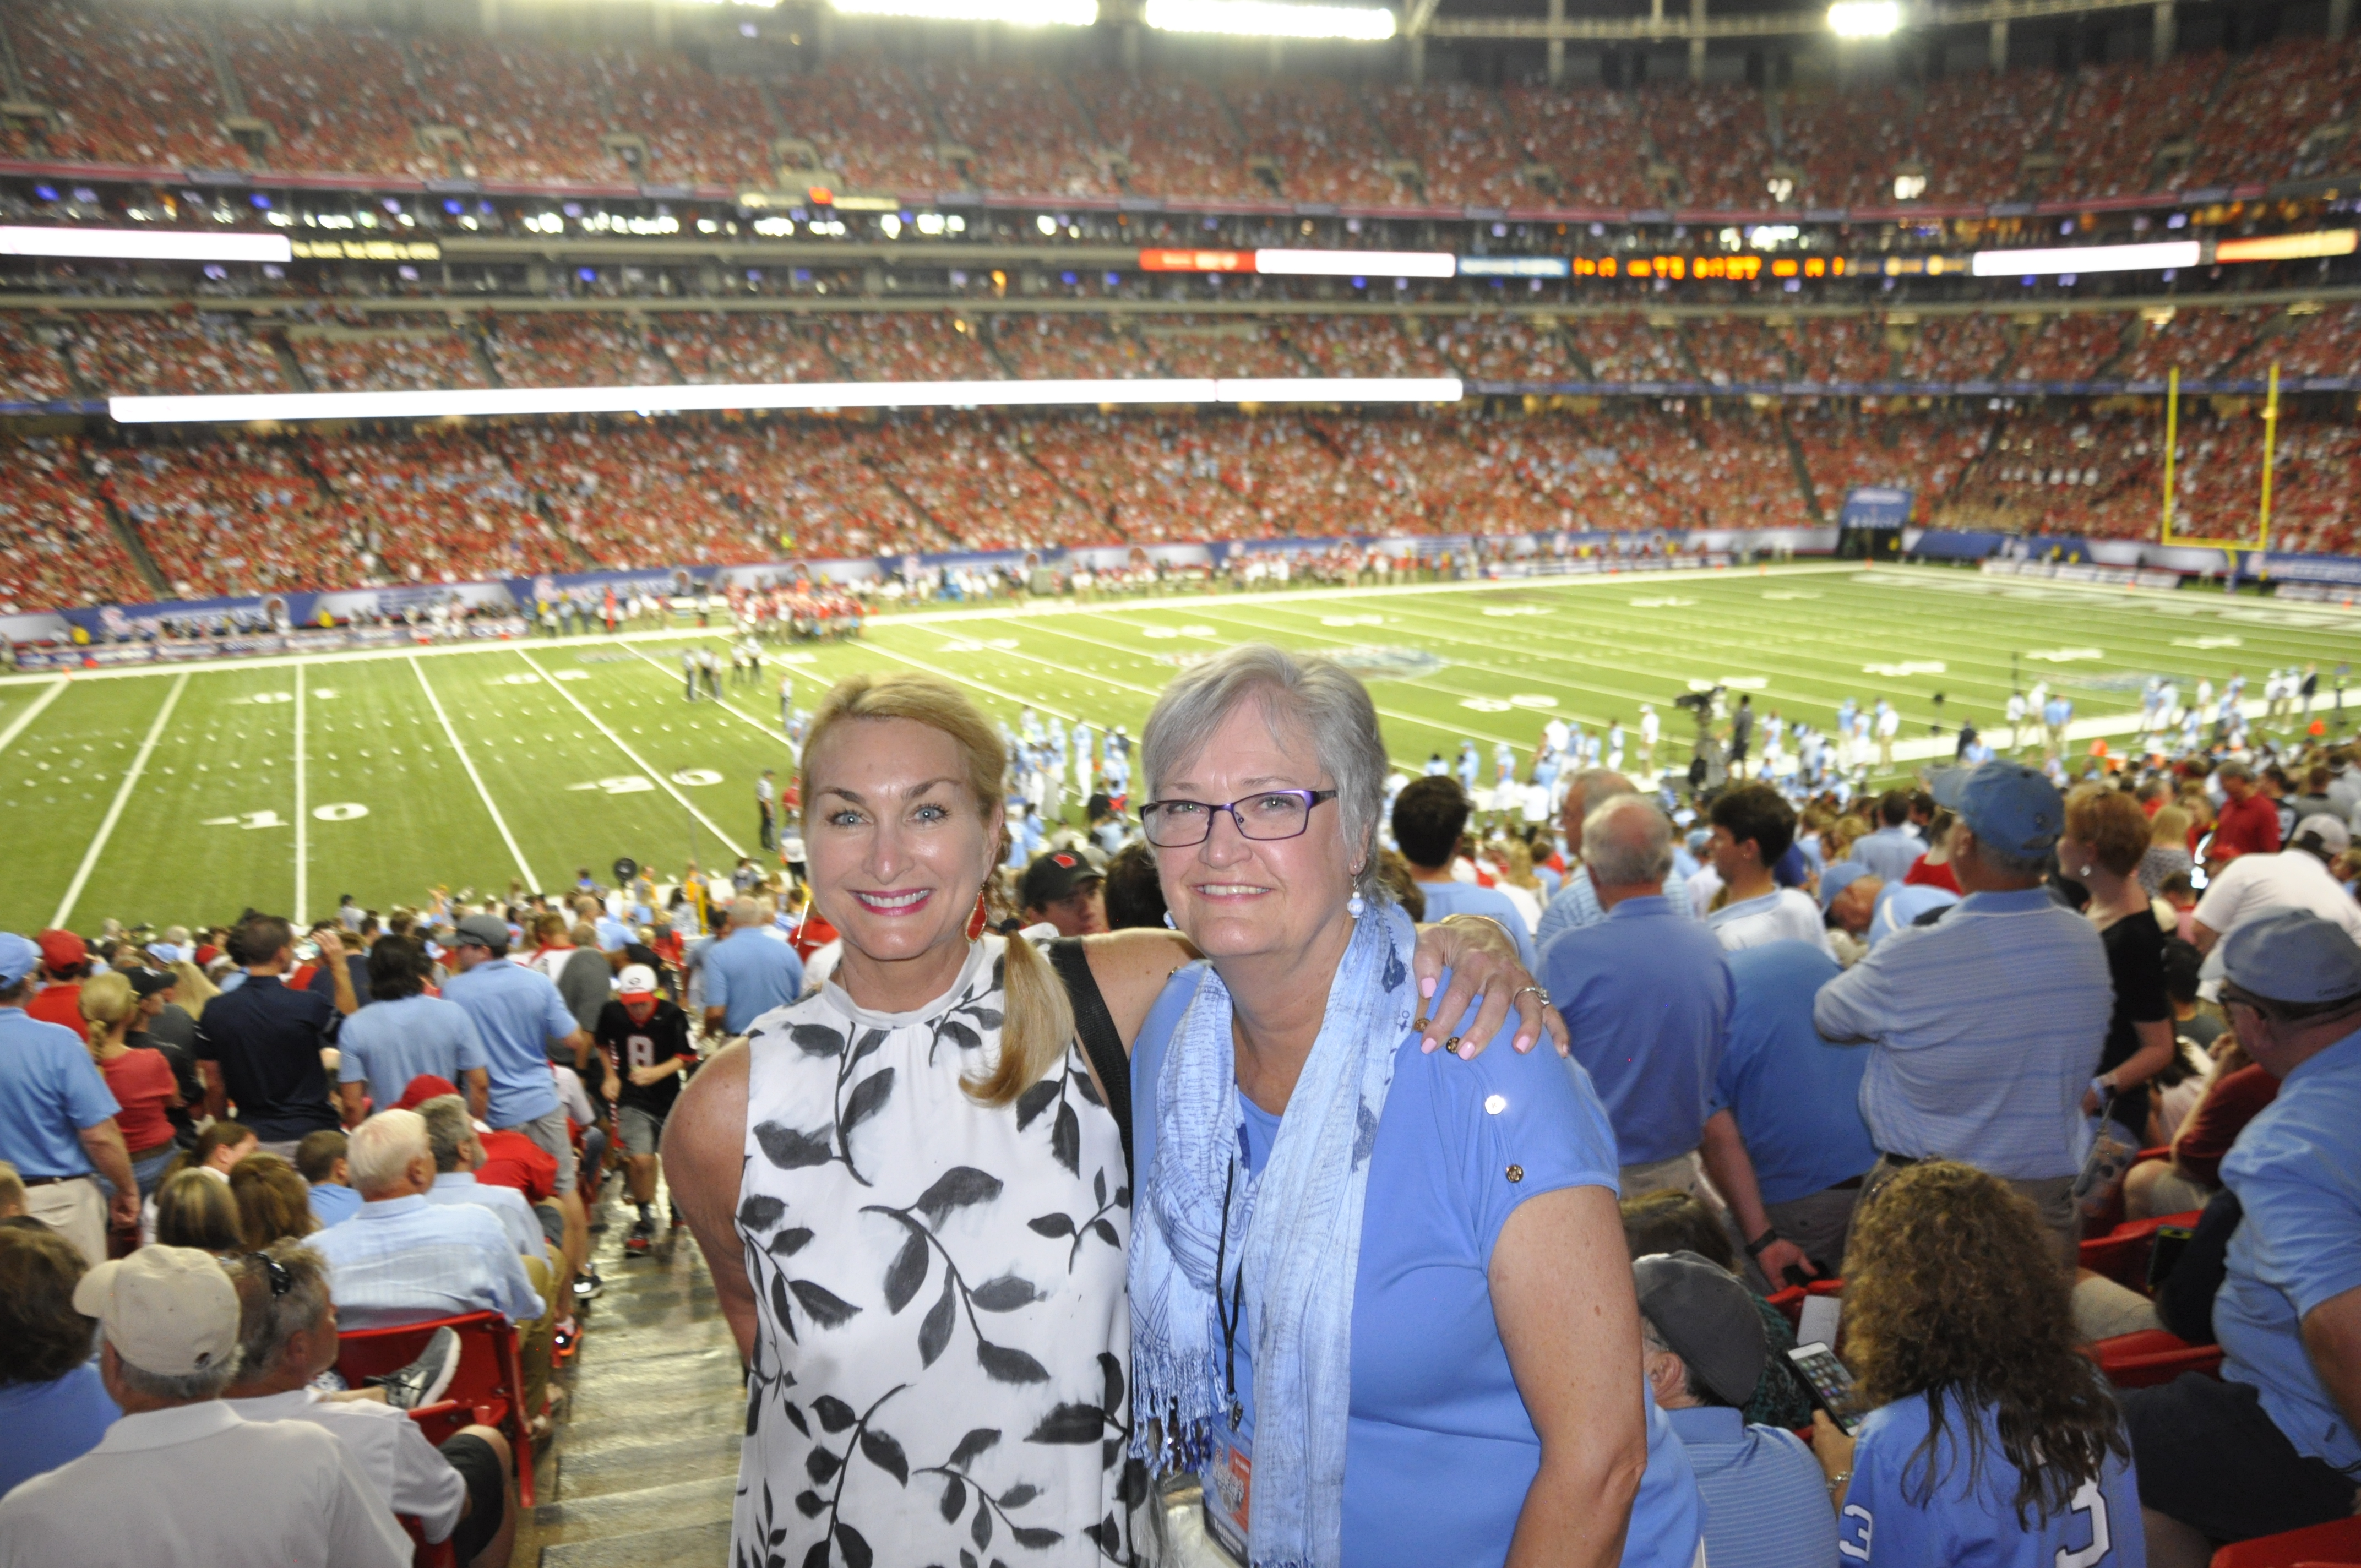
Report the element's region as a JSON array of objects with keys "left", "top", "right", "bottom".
[
  {"left": 2215, "top": 1027, "right": 2361, "bottom": 1474},
  {"left": 1710, "top": 943, "right": 1877, "bottom": 1206},
  {"left": 0, "top": 1008, "right": 120, "bottom": 1179},
  {"left": 438, "top": 961, "right": 575, "bottom": 1127},
  {"left": 701, "top": 930, "right": 807, "bottom": 1036},
  {"left": 1134, "top": 966, "right": 1703, "bottom": 1568},
  {"left": 335, "top": 994, "right": 490, "bottom": 1101}
]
